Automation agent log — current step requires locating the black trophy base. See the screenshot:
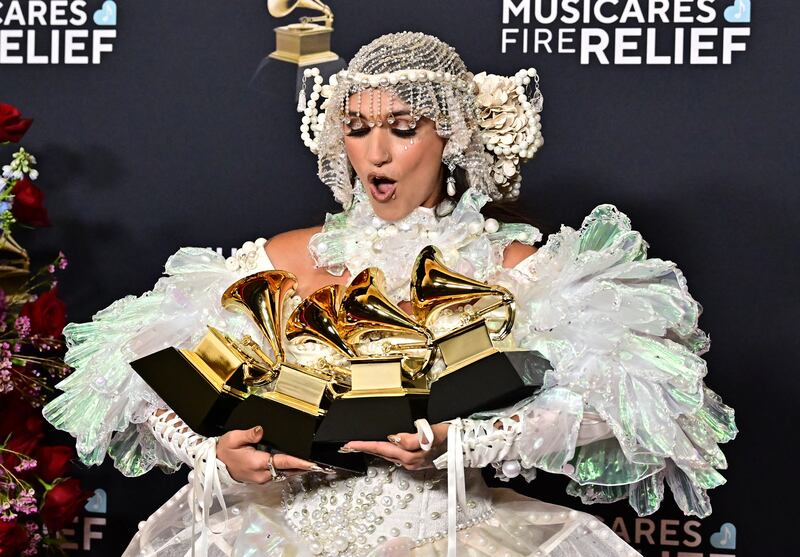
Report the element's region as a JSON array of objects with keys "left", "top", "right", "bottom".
[
  {"left": 224, "top": 395, "right": 317, "bottom": 456},
  {"left": 314, "top": 395, "right": 428, "bottom": 445},
  {"left": 427, "top": 350, "right": 550, "bottom": 423},
  {"left": 130, "top": 347, "right": 240, "bottom": 437},
  {"left": 310, "top": 444, "right": 367, "bottom": 475},
  {"left": 224, "top": 396, "right": 366, "bottom": 474}
]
